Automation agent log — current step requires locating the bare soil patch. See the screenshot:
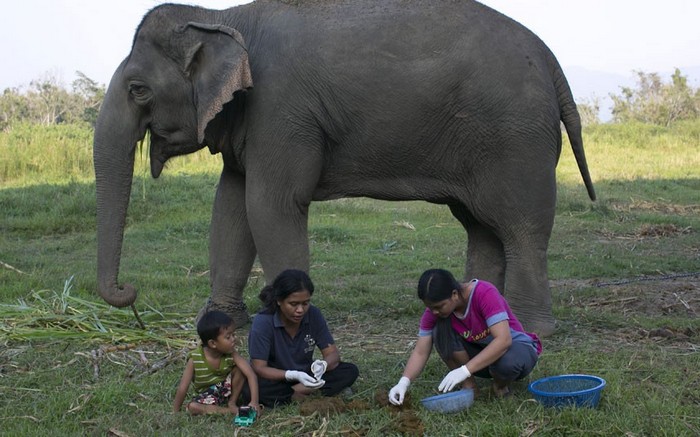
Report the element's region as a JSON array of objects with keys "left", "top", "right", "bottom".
[
  {"left": 609, "top": 200, "right": 700, "bottom": 216},
  {"left": 551, "top": 274, "right": 699, "bottom": 351},
  {"left": 552, "top": 274, "right": 699, "bottom": 319},
  {"left": 598, "top": 223, "right": 693, "bottom": 241}
]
